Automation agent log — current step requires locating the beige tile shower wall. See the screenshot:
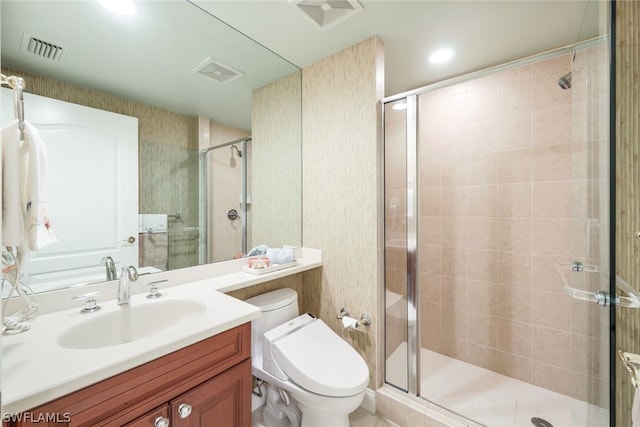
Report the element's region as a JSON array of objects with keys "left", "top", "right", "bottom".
[
  {"left": 302, "top": 37, "right": 384, "bottom": 389},
  {"left": 2, "top": 66, "right": 200, "bottom": 269},
  {"left": 418, "top": 47, "right": 609, "bottom": 406},
  {"left": 202, "top": 122, "right": 249, "bottom": 262},
  {"left": 252, "top": 71, "right": 302, "bottom": 248}
]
